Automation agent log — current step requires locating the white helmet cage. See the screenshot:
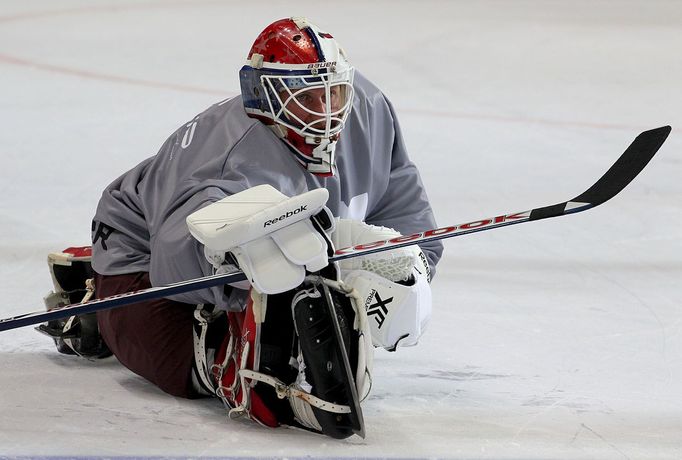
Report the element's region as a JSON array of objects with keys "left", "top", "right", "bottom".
[
  {"left": 242, "top": 61, "right": 355, "bottom": 142},
  {"left": 264, "top": 68, "right": 354, "bottom": 140}
]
